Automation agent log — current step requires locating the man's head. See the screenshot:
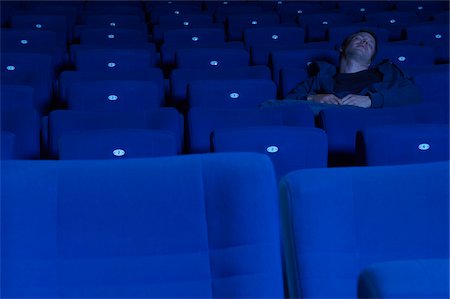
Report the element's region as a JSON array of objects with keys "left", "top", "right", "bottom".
[{"left": 339, "top": 30, "right": 377, "bottom": 67}]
